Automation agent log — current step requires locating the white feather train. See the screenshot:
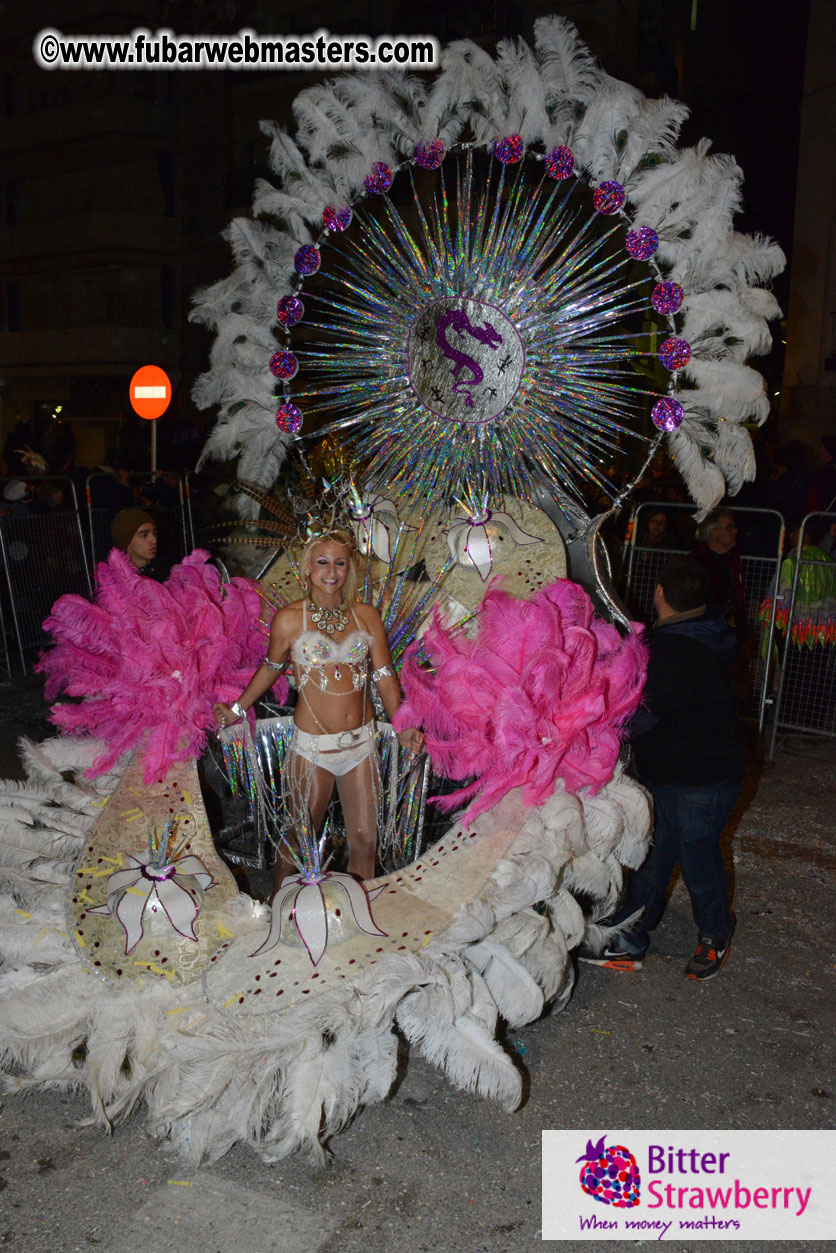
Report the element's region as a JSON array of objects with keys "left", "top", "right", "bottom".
[{"left": 0, "top": 734, "right": 649, "bottom": 1163}]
